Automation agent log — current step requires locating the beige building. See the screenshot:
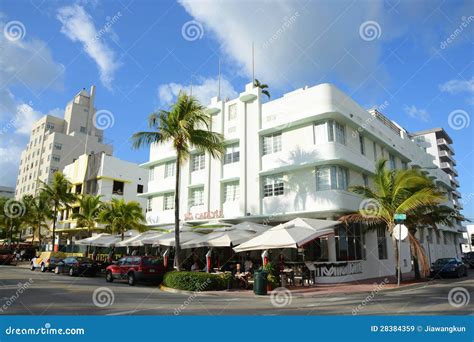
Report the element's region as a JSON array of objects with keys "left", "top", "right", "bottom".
[{"left": 15, "top": 86, "right": 113, "bottom": 198}]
